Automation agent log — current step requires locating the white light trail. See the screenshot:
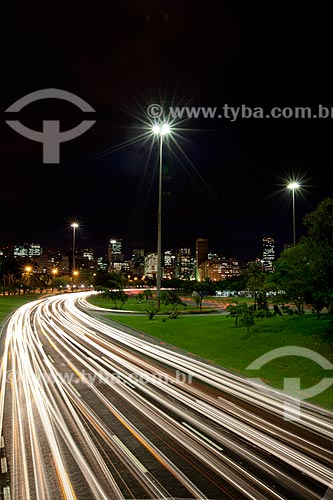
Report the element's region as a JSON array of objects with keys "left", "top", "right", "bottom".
[{"left": 0, "top": 292, "right": 331, "bottom": 500}]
